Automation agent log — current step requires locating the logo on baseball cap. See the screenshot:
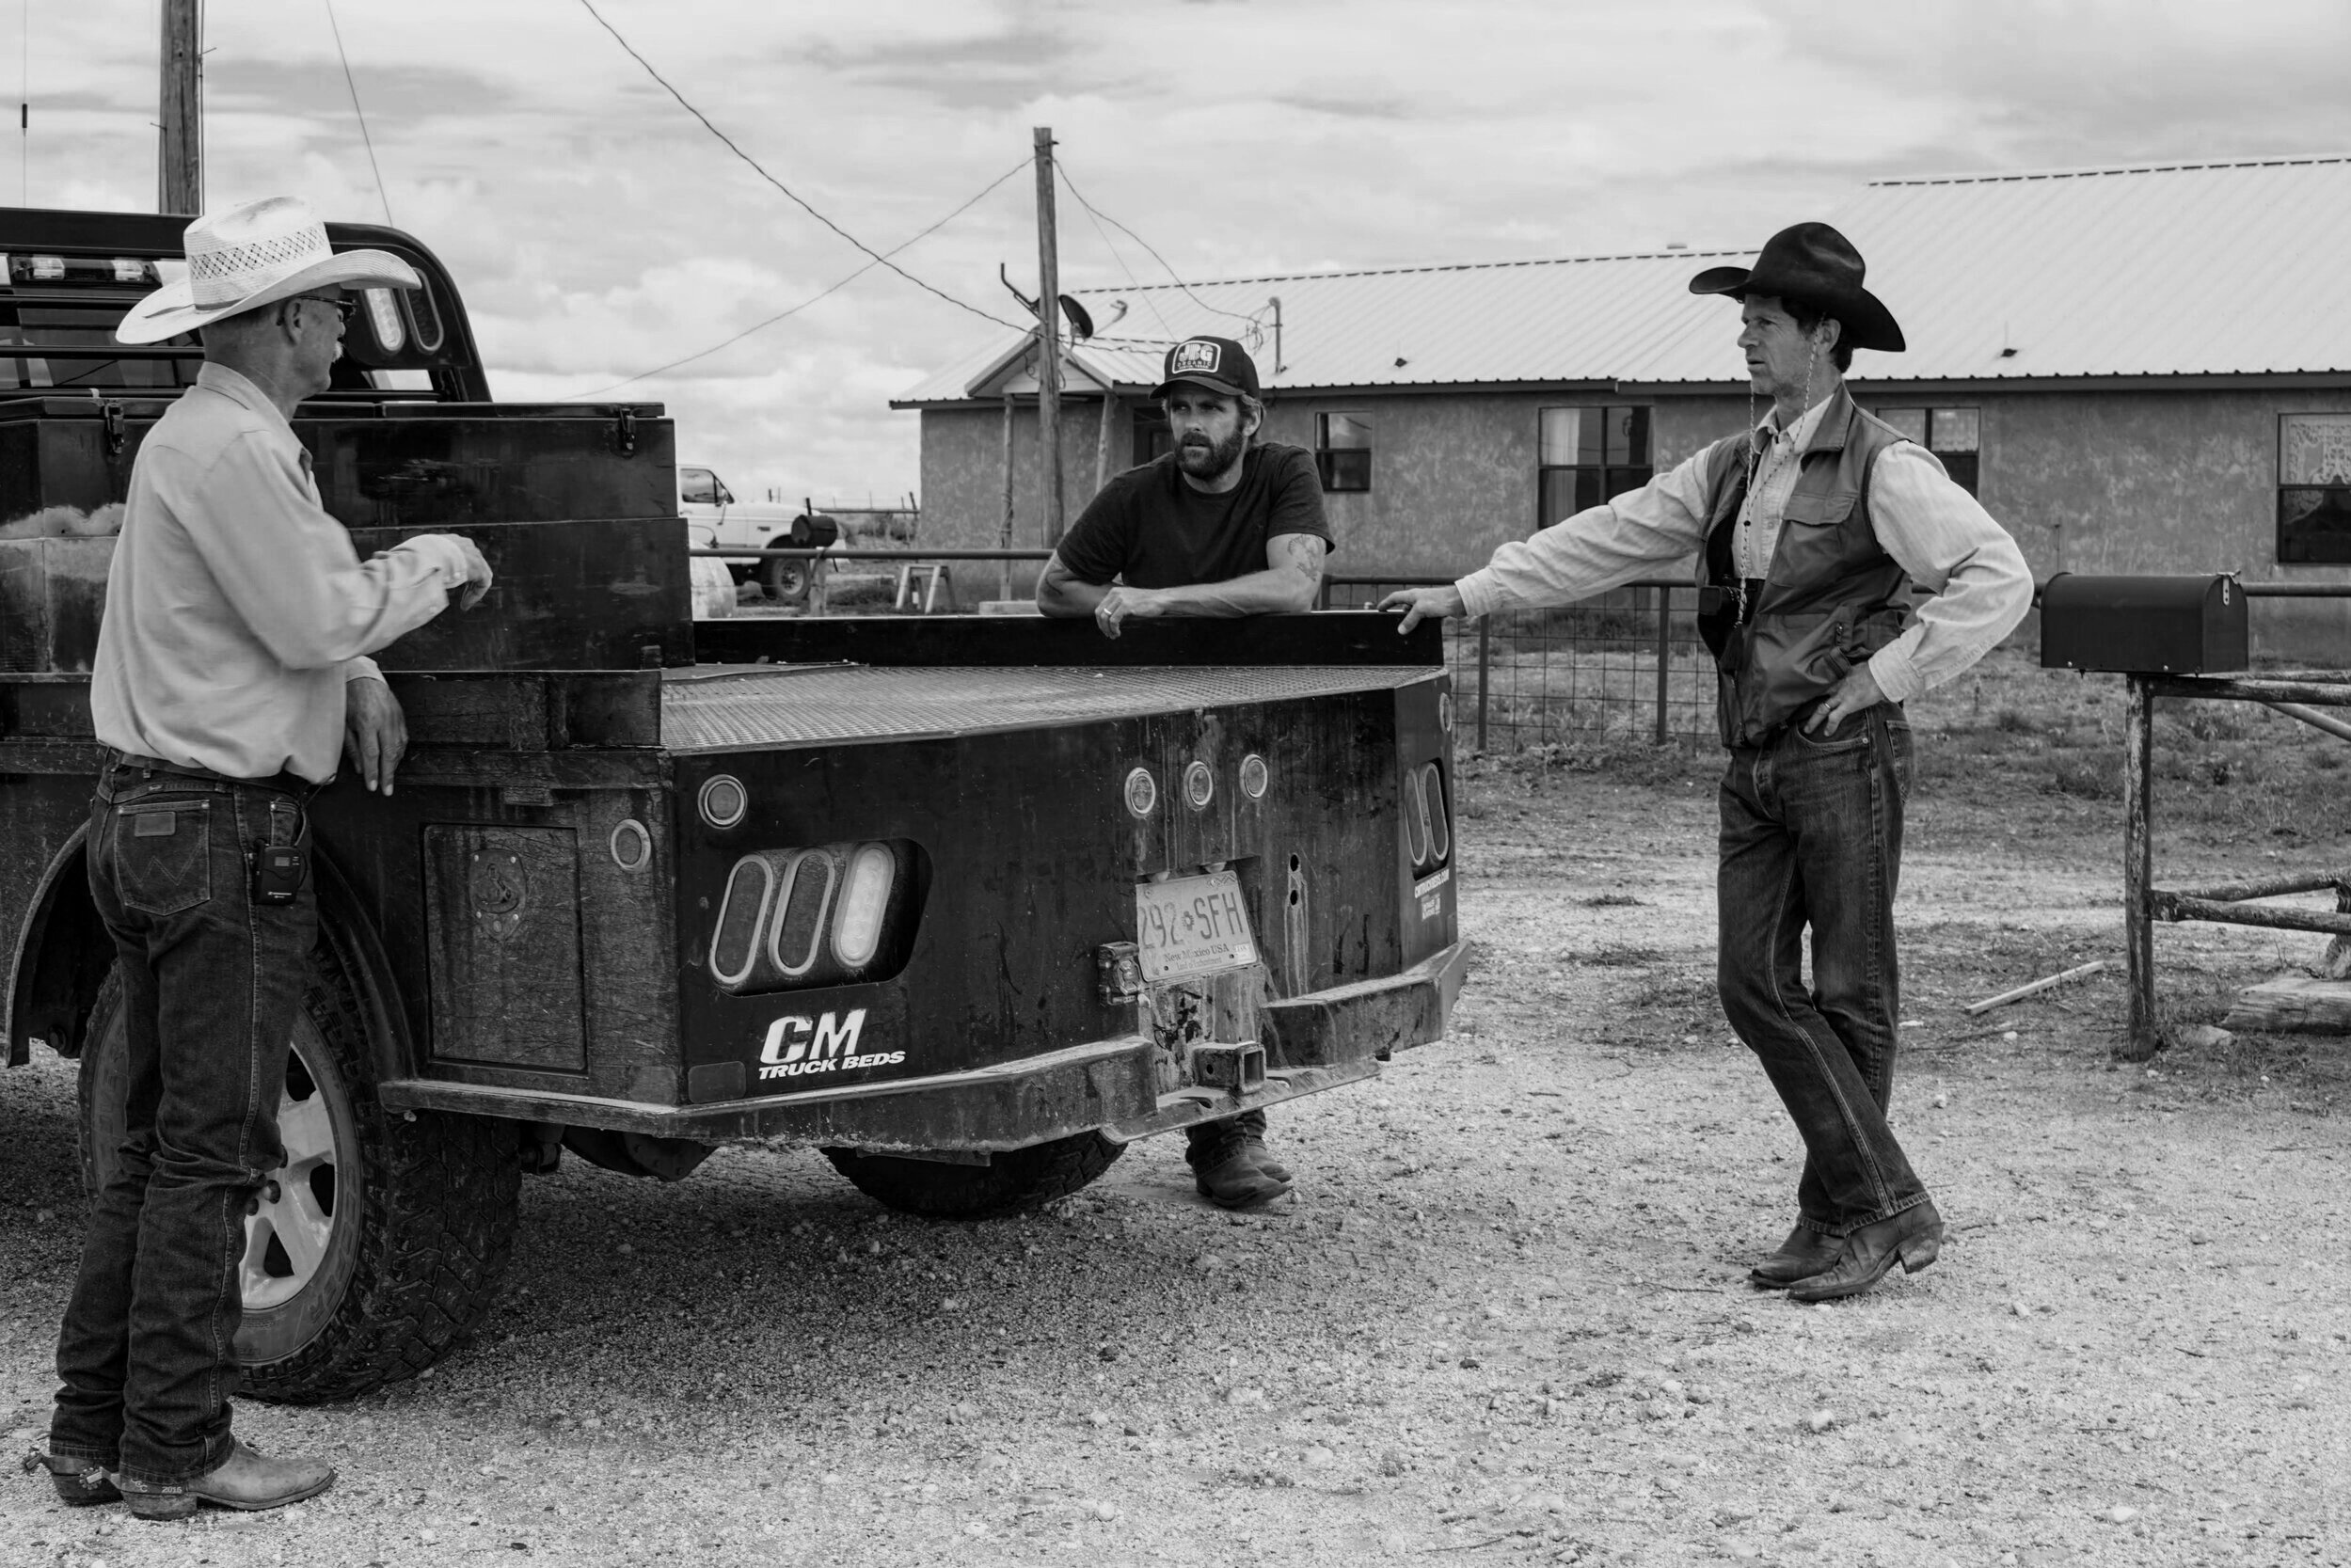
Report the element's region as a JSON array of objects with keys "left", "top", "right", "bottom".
[{"left": 1152, "top": 336, "right": 1261, "bottom": 400}]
